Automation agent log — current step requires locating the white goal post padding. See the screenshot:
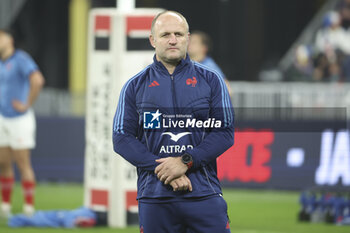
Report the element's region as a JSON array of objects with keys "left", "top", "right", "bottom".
[{"left": 84, "top": 8, "right": 163, "bottom": 228}]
